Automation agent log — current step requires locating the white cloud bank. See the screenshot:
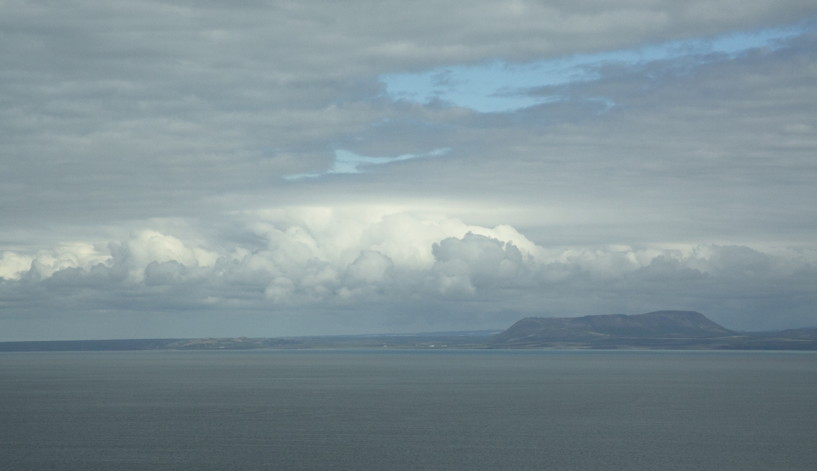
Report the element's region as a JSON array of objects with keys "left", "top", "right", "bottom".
[{"left": 2, "top": 209, "right": 815, "bottom": 339}]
